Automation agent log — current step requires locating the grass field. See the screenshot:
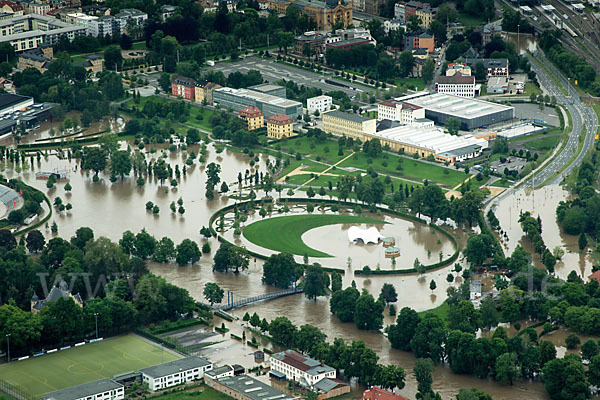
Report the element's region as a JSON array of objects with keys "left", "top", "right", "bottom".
[
  {"left": 275, "top": 137, "right": 351, "bottom": 164},
  {"left": 523, "top": 135, "right": 561, "bottom": 152},
  {"left": 0, "top": 334, "right": 180, "bottom": 398},
  {"left": 338, "top": 152, "right": 467, "bottom": 187},
  {"left": 242, "top": 214, "right": 386, "bottom": 257}
]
